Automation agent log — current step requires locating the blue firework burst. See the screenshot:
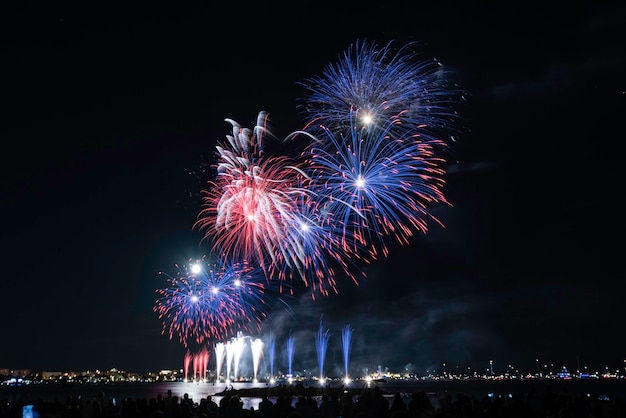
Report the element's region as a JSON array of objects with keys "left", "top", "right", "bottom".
[
  {"left": 305, "top": 111, "right": 449, "bottom": 259},
  {"left": 298, "top": 39, "right": 460, "bottom": 142},
  {"left": 154, "top": 256, "right": 293, "bottom": 347}
]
